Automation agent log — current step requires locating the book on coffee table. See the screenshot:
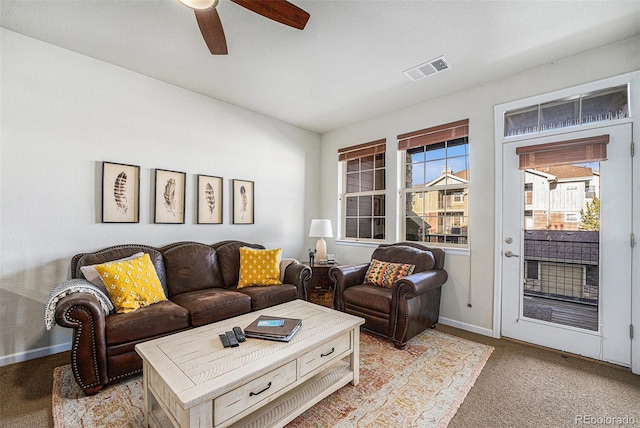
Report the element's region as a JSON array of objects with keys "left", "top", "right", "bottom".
[{"left": 244, "top": 315, "right": 302, "bottom": 342}]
